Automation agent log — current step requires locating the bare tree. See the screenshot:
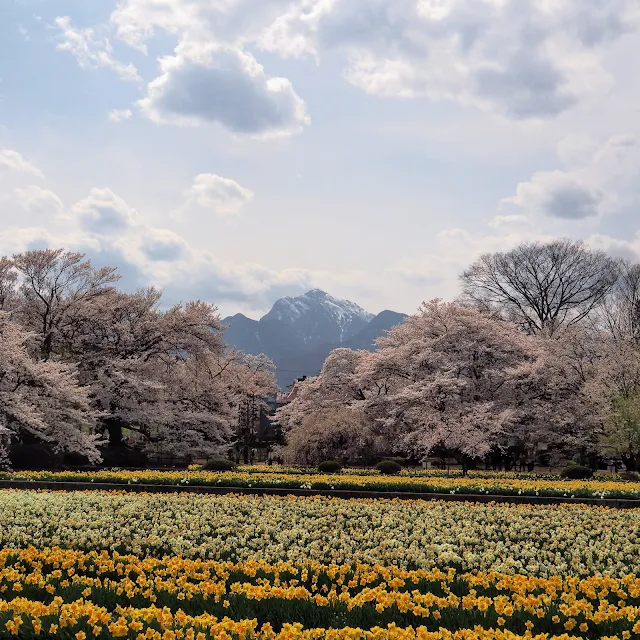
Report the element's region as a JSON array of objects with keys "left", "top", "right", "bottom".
[
  {"left": 459, "top": 239, "right": 619, "bottom": 336},
  {"left": 598, "top": 259, "right": 640, "bottom": 342}
]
